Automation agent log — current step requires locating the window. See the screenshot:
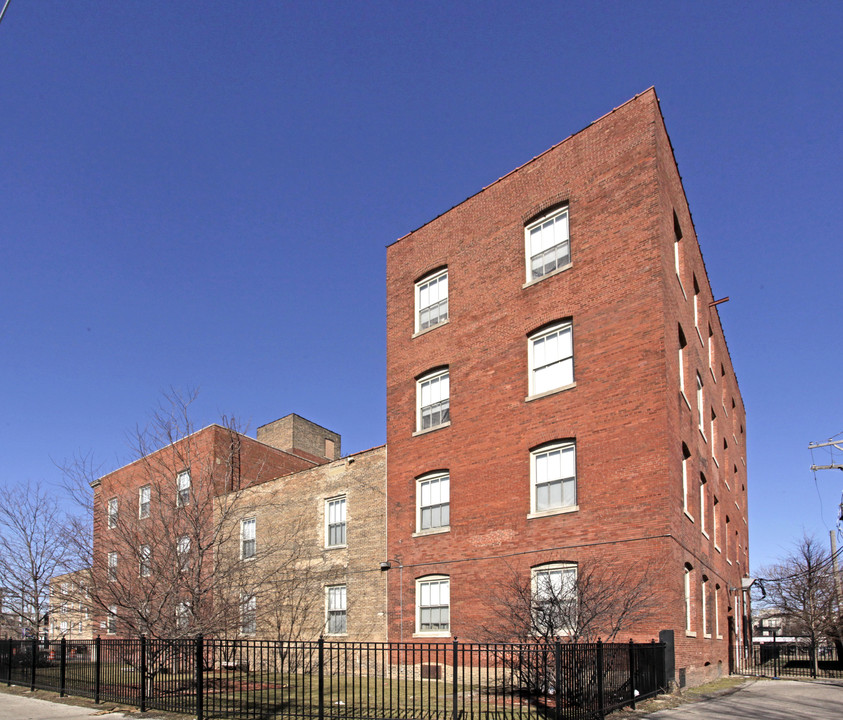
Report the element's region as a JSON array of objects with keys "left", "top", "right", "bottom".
[
  {"left": 417, "top": 576, "right": 450, "bottom": 634},
  {"left": 532, "top": 563, "right": 577, "bottom": 636},
  {"left": 531, "top": 441, "right": 576, "bottom": 514},
  {"left": 678, "top": 326, "right": 687, "bottom": 396},
  {"left": 701, "top": 575, "right": 710, "bottom": 638},
  {"left": 684, "top": 564, "right": 695, "bottom": 636},
  {"left": 526, "top": 206, "right": 570, "bottom": 281},
  {"left": 417, "top": 369, "right": 450, "bottom": 431},
  {"left": 240, "top": 593, "right": 257, "bottom": 635},
  {"left": 139, "top": 544, "right": 151, "bottom": 578},
  {"left": 107, "top": 605, "right": 117, "bottom": 635},
  {"left": 326, "top": 585, "right": 347, "bottom": 635},
  {"left": 139, "top": 485, "right": 150, "bottom": 519},
  {"left": 415, "top": 269, "right": 448, "bottom": 332},
  {"left": 699, "top": 474, "right": 707, "bottom": 536},
  {"left": 528, "top": 322, "right": 574, "bottom": 396},
  {"left": 708, "top": 326, "right": 715, "bottom": 379},
  {"left": 417, "top": 472, "right": 450, "bottom": 532},
  {"left": 693, "top": 276, "right": 701, "bottom": 339},
  {"left": 177, "top": 536, "right": 191, "bottom": 571},
  {"left": 60, "top": 620, "right": 68, "bottom": 634},
  {"left": 725, "top": 516, "right": 731, "bottom": 562},
  {"left": 673, "top": 211, "right": 683, "bottom": 283},
  {"left": 713, "top": 496, "right": 720, "bottom": 549},
  {"left": 714, "top": 584, "right": 722, "bottom": 638},
  {"left": 696, "top": 374, "right": 705, "bottom": 435},
  {"left": 176, "top": 470, "right": 191, "bottom": 507},
  {"left": 176, "top": 602, "right": 191, "bottom": 630},
  {"left": 241, "top": 517, "right": 256, "bottom": 559},
  {"left": 107, "top": 497, "right": 118, "bottom": 529},
  {"left": 710, "top": 409, "right": 717, "bottom": 459},
  {"left": 682, "top": 444, "right": 691, "bottom": 515},
  {"left": 326, "top": 497, "right": 347, "bottom": 548},
  {"left": 107, "top": 552, "right": 117, "bottom": 582}
]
